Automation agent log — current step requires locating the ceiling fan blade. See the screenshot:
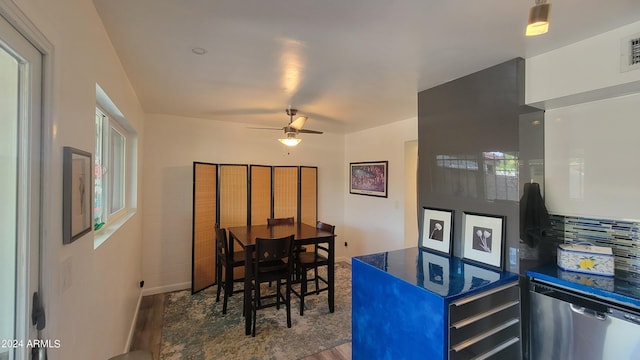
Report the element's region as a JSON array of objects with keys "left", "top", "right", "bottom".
[
  {"left": 289, "top": 116, "right": 307, "bottom": 130},
  {"left": 297, "top": 128, "right": 323, "bottom": 134},
  {"left": 247, "top": 126, "right": 285, "bottom": 131}
]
